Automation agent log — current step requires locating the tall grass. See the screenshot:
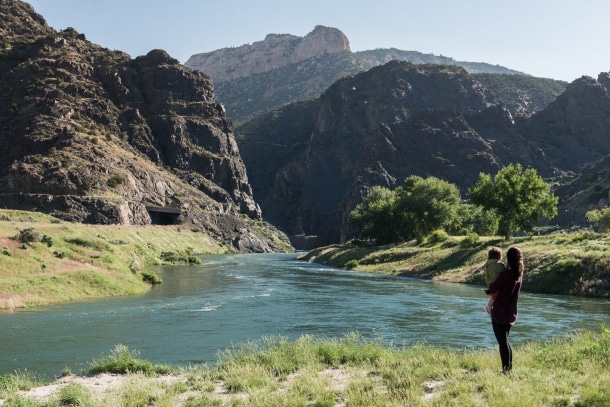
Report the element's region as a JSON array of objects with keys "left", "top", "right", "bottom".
[
  {"left": 3, "top": 329, "right": 610, "bottom": 406},
  {"left": 89, "top": 344, "right": 173, "bottom": 376}
]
